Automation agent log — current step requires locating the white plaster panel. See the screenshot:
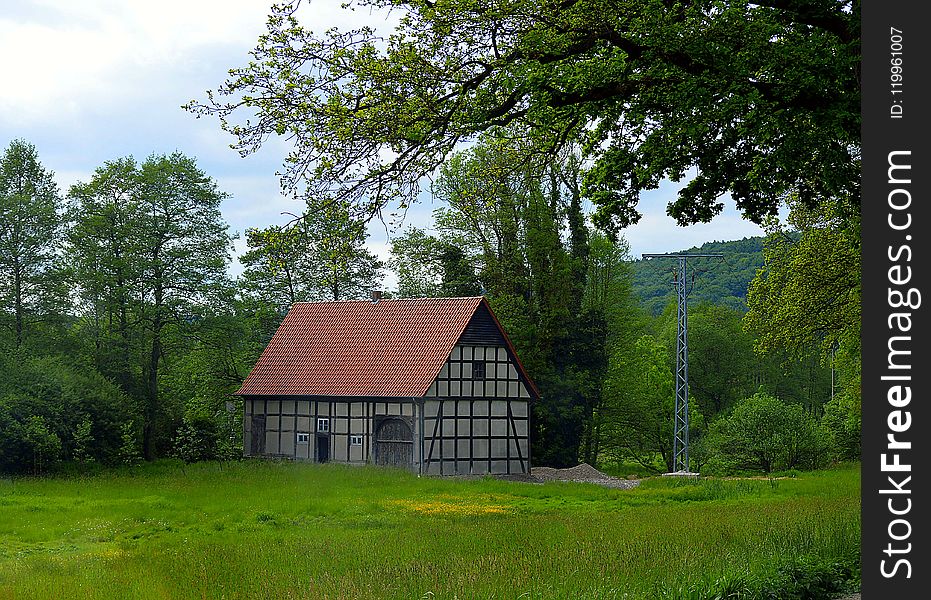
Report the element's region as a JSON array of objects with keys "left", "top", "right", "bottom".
[
  {"left": 442, "top": 439, "right": 455, "bottom": 457},
  {"left": 473, "top": 438, "right": 489, "bottom": 458},
  {"left": 491, "top": 438, "right": 507, "bottom": 457},
  {"left": 457, "top": 419, "right": 471, "bottom": 435},
  {"left": 265, "top": 432, "right": 279, "bottom": 454},
  {"left": 514, "top": 419, "right": 528, "bottom": 437},
  {"left": 457, "top": 439, "right": 470, "bottom": 457}
]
